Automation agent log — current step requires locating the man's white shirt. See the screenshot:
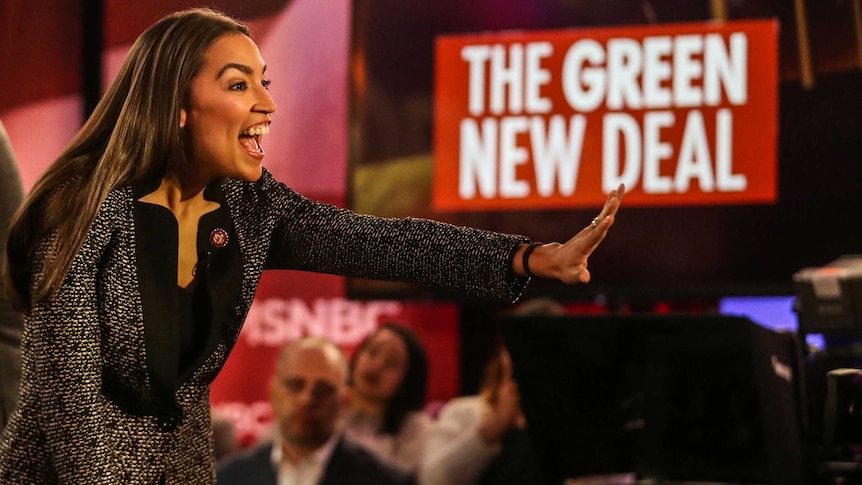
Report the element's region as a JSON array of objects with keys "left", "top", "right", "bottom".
[{"left": 271, "top": 432, "right": 340, "bottom": 485}]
